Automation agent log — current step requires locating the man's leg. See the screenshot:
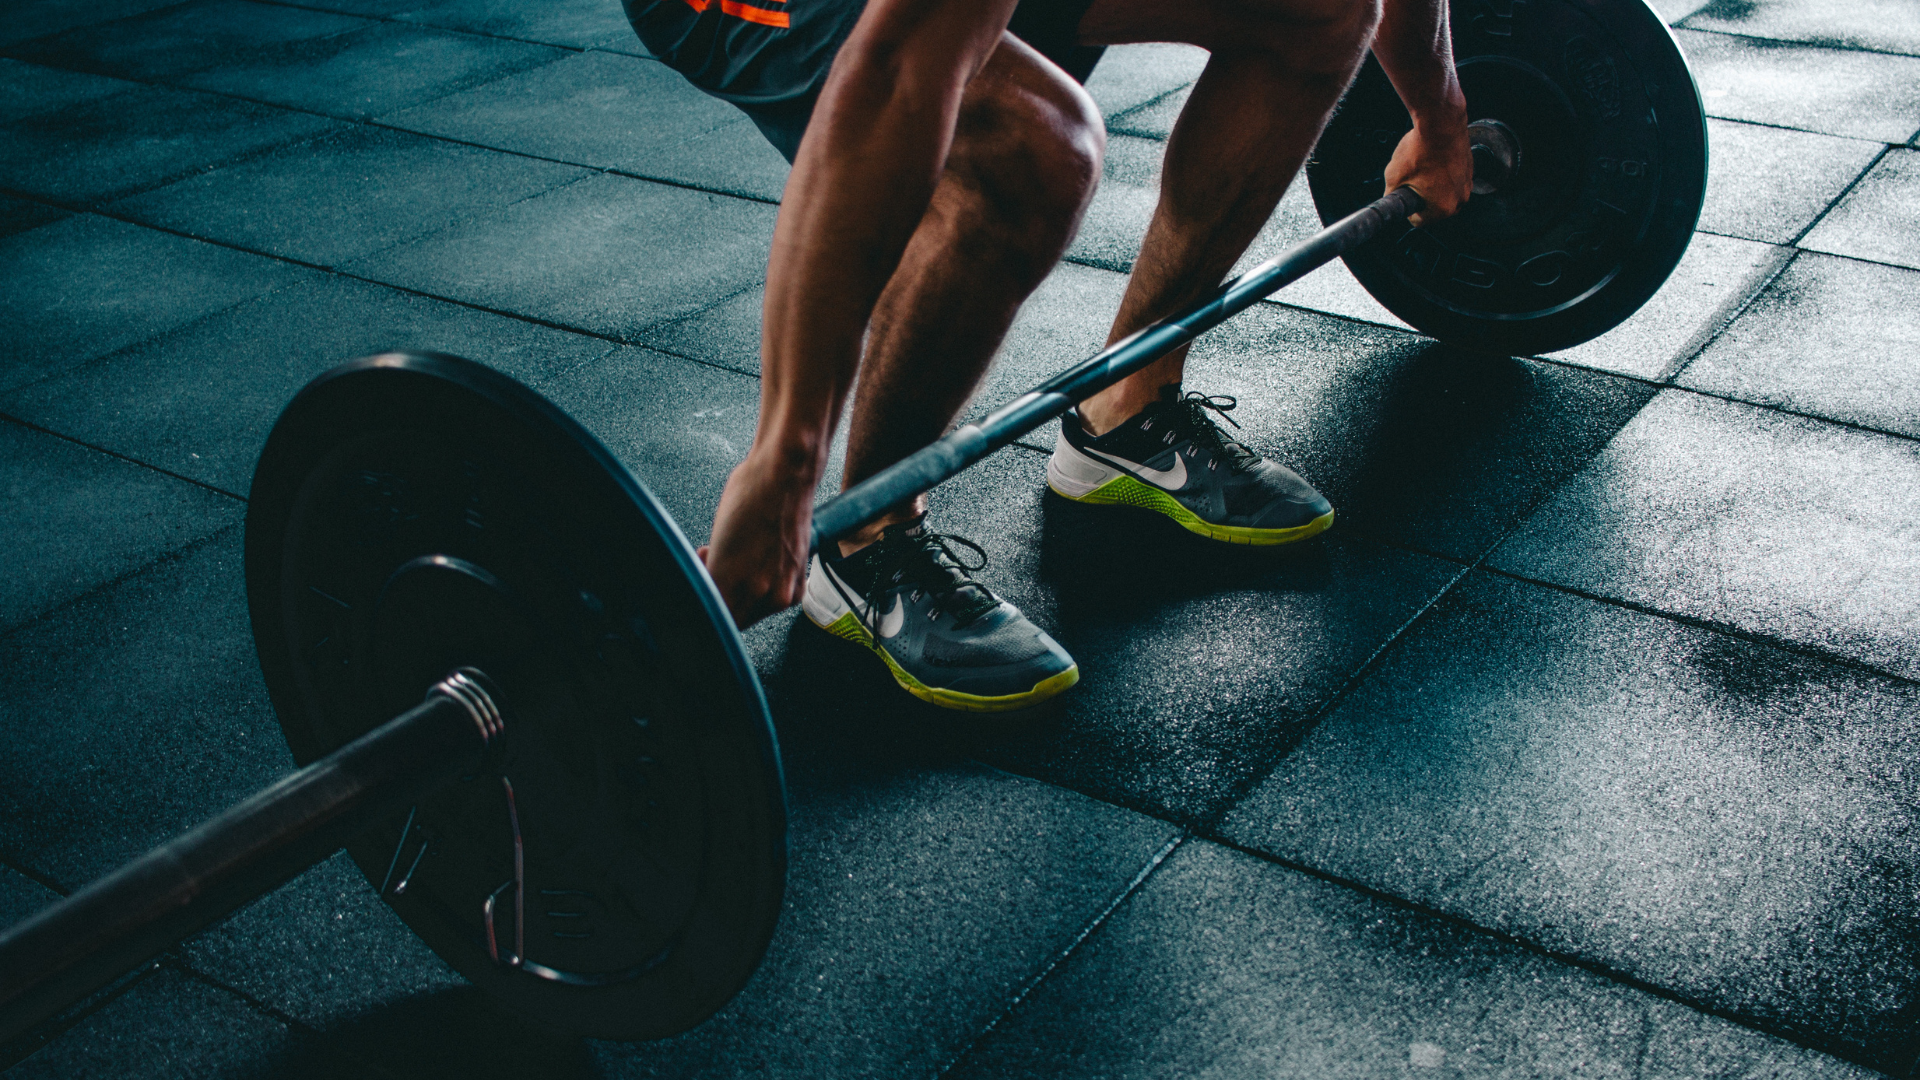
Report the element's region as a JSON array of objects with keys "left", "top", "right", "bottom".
[
  {"left": 1075, "top": 0, "right": 1381, "bottom": 431},
  {"left": 834, "top": 33, "right": 1105, "bottom": 554},
  {"left": 1035, "top": 0, "right": 1371, "bottom": 546},
  {"left": 792, "top": 33, "right": 1099, "bottom": 712}
]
